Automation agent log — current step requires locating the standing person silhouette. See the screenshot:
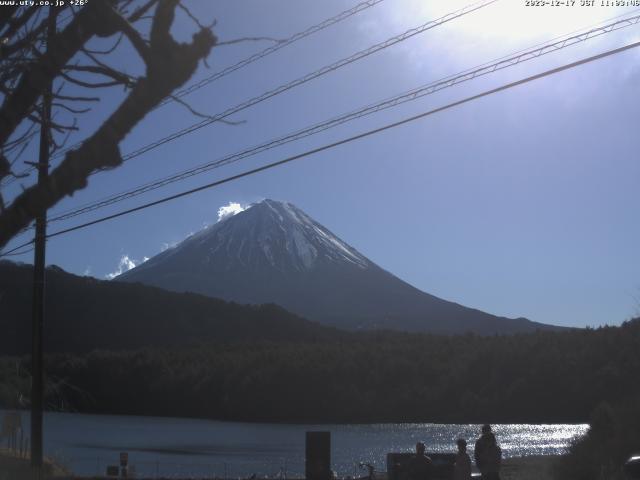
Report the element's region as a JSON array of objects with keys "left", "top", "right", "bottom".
[
  {"left": 474, "top": 425, "right": 502, "bottom": 480},
  {"left": 407, "top": 442, "right": 433, "bottom": 480},
  {"left": 453, "top": 438, "right": 471, "bottom": 480}
]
